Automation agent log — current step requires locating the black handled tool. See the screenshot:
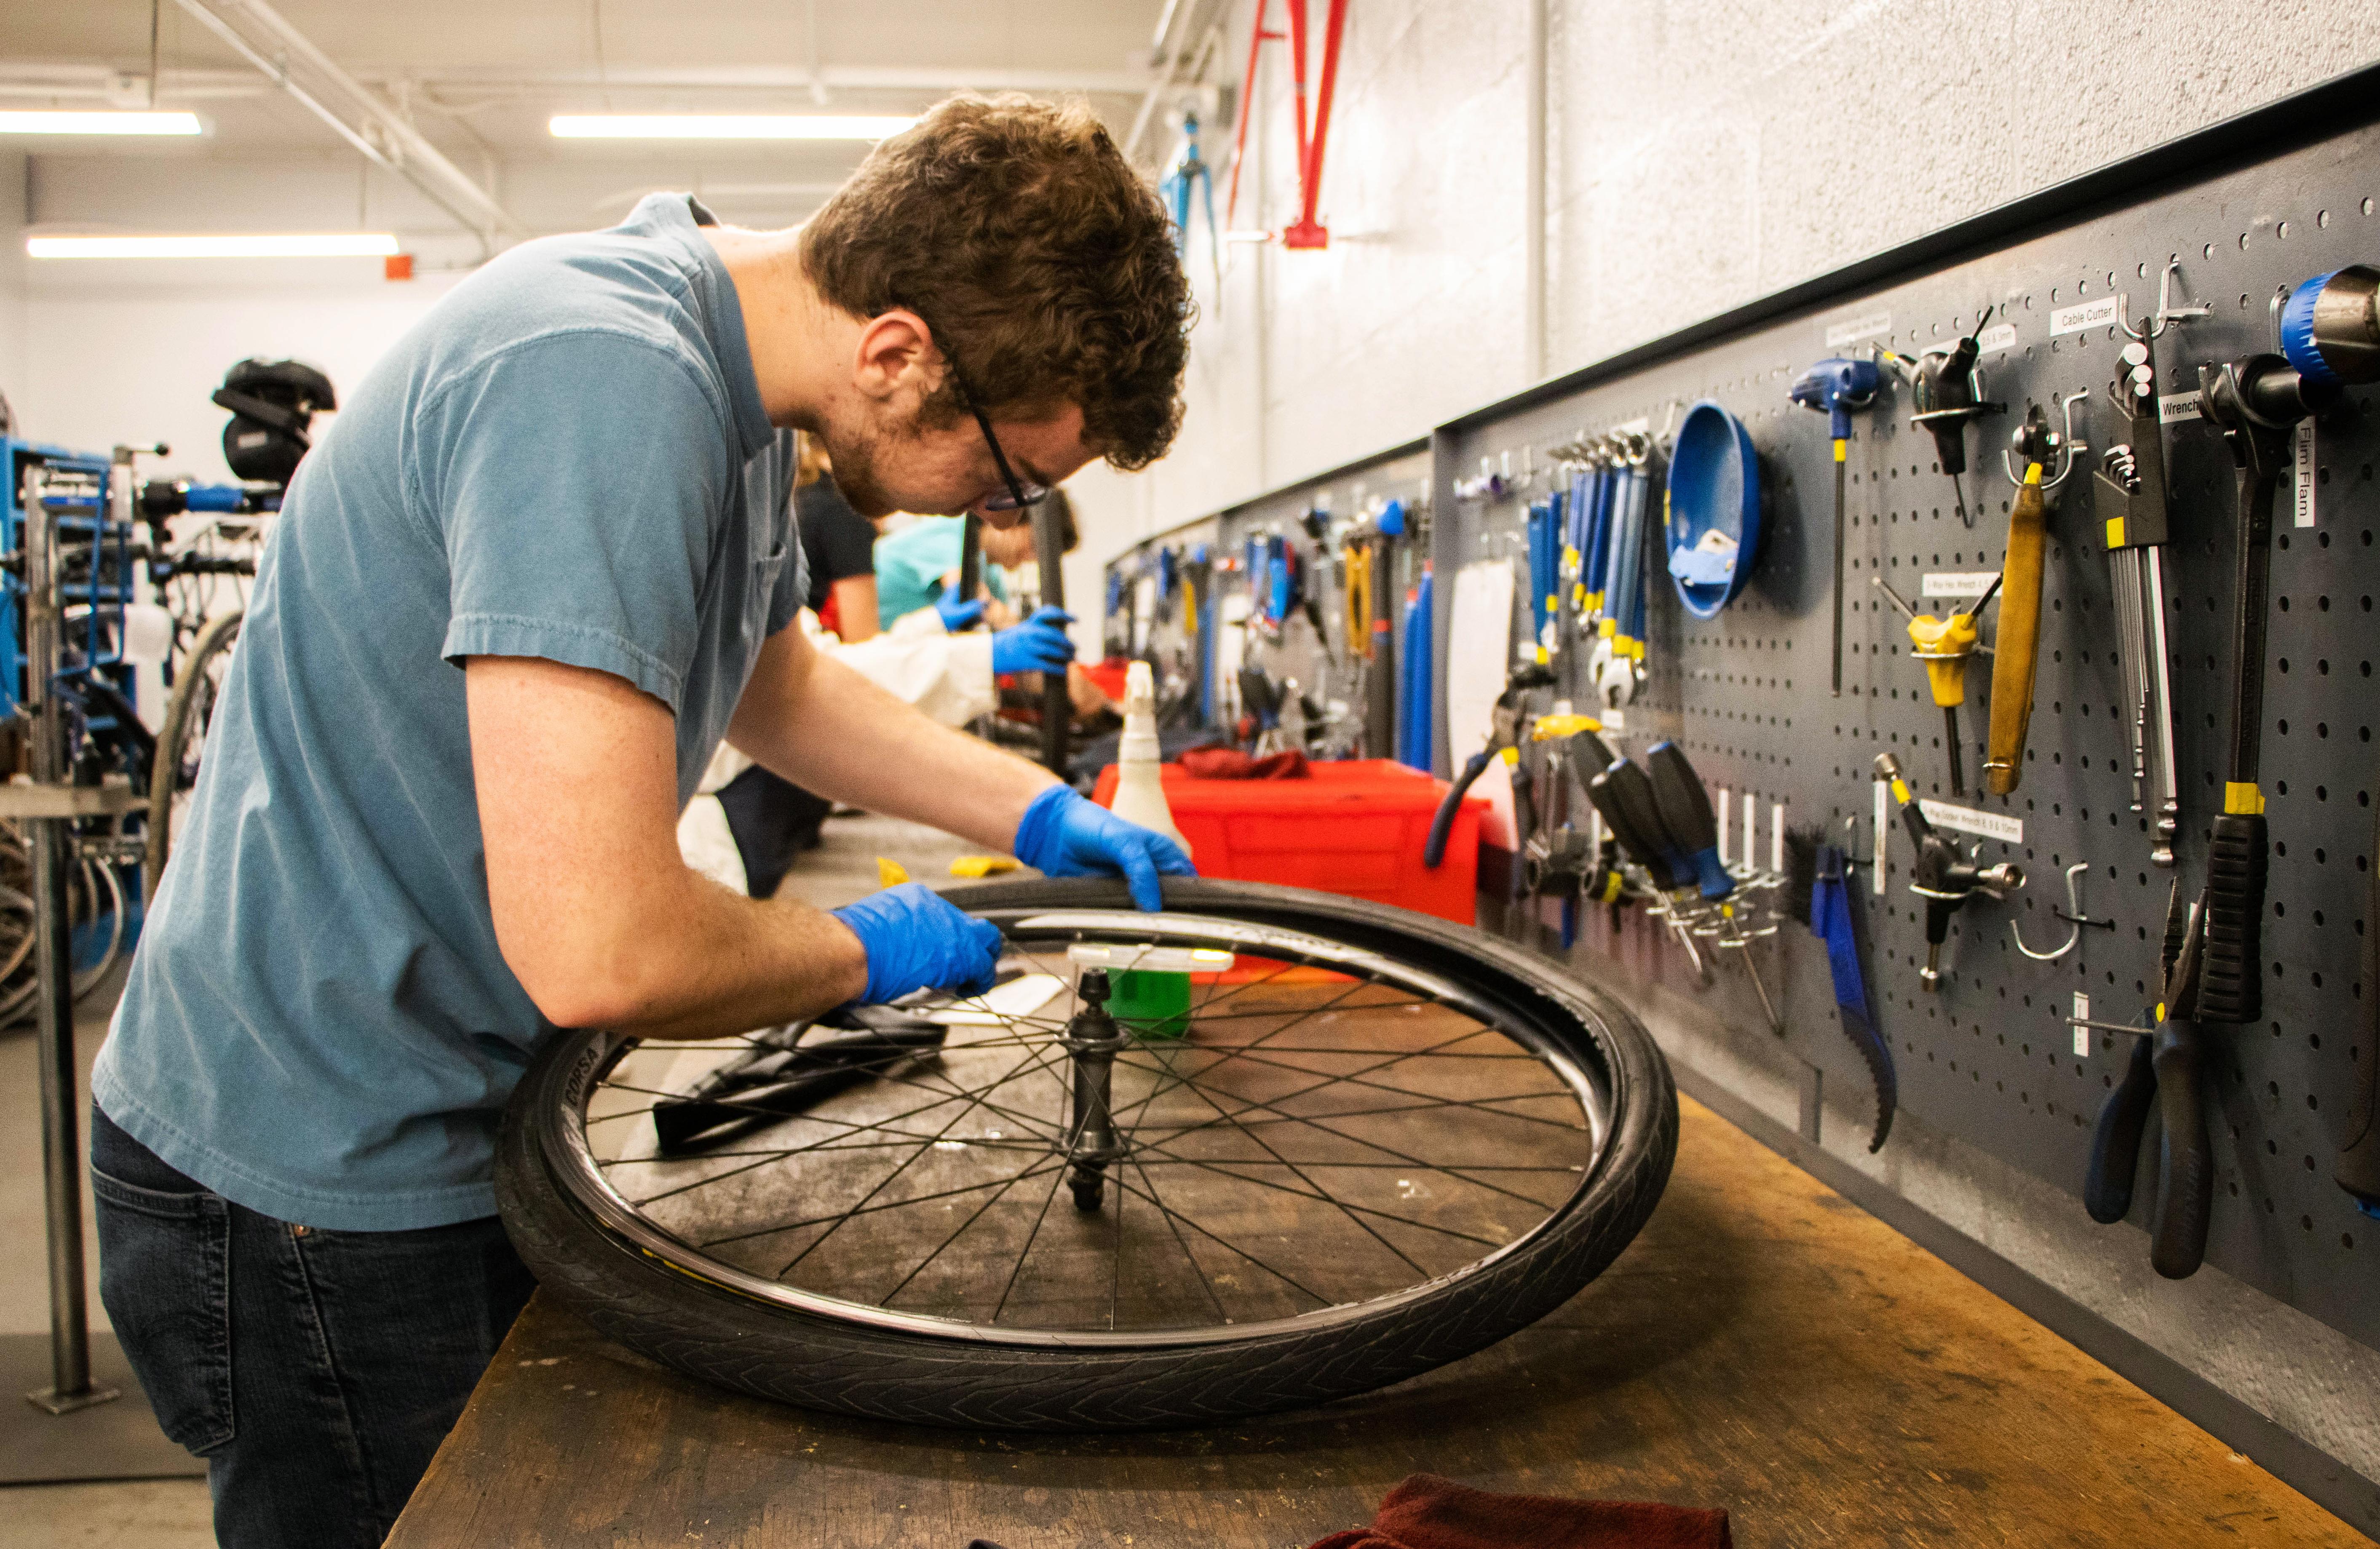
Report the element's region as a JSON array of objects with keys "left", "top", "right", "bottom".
[
  {"left": 956, "top": 512, "right": 983, "bottom": 621},
  {"left": 1645, "top": 741, "right": 1780, "bottom": 1031},
  {"left": 2085, "top": 882, "right": 2188, "bottom": 1226},
  {"left": 2194, "top": 354, "right": 2342, "bottom": 1023},
  {"left": 2148, "top": 897, "right": 2213, "bottom": 1279},
  {"left": 1586, "top": 765, "right": 1680, "bottom": 892},
  {"left": 1424, "top": 660, "right": 1555, "bottom": 868},
  {"left": 655, "top": 1010, "right": 949, "bottom": 1154},
  {"left": 1030, "top": 504, "right": 1072, "bottom": 775},
  {"left": 1645, "top": 742, "right": 1733, "bottom": 900},
  {"left": 1594, "top": 758, "right": 1727, "bottom": 984},
  {"left": 1875, "top": 753, "right": 2022, "bottom": 990},
  {"left": 1880, "top": 309, "right": 2006, "bottom": 529}
]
